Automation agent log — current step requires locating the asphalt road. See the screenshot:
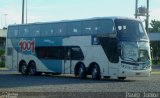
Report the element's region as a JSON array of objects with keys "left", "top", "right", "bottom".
[
  {"left": 0, "top": 70, "right": 160, "bottom": 92},
  {"left": 0, "top": 70, "right": 160, "bottom": 98}
]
